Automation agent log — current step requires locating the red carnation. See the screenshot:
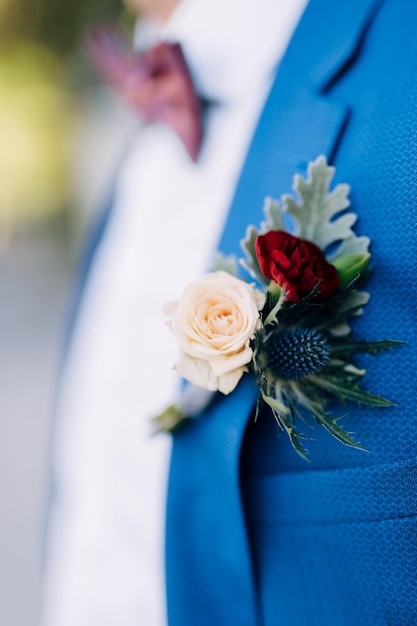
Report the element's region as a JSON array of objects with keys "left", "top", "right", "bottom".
[{"left": 255, "top": 230, "right": 339, "bottom": 303}]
